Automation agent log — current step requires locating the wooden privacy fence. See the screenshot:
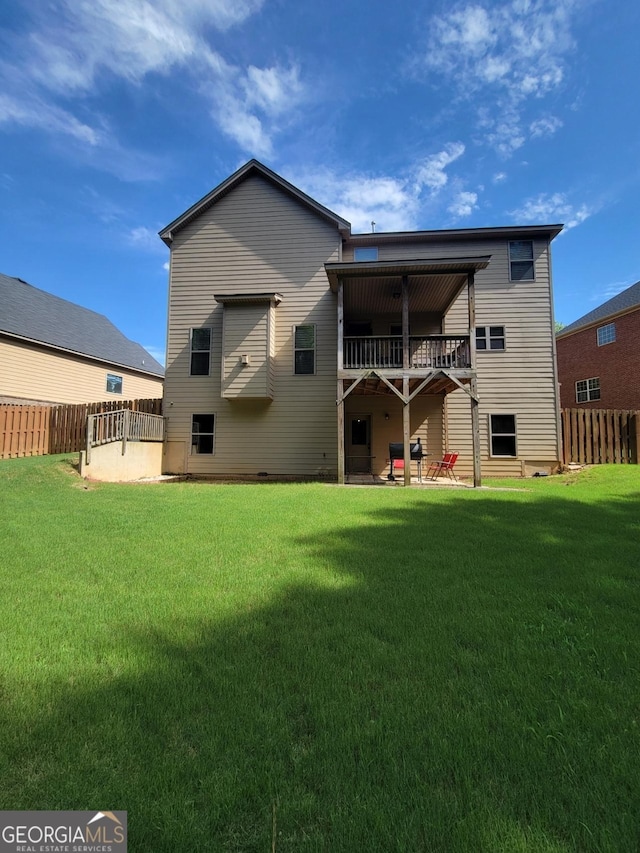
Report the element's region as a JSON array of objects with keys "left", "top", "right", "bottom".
[
  {"left": 561, "top": 408, "right": 639, "bottom": 465},
  {"left": 1, "top": 398, "right": 162, "bottom": 460}
]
